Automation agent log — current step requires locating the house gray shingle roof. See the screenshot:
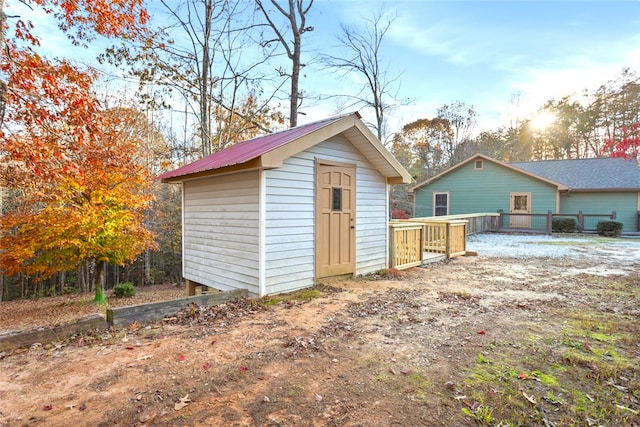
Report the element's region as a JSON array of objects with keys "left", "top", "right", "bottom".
[{"left": 511, "top": 157, "right": 640, "bottom": 190}]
